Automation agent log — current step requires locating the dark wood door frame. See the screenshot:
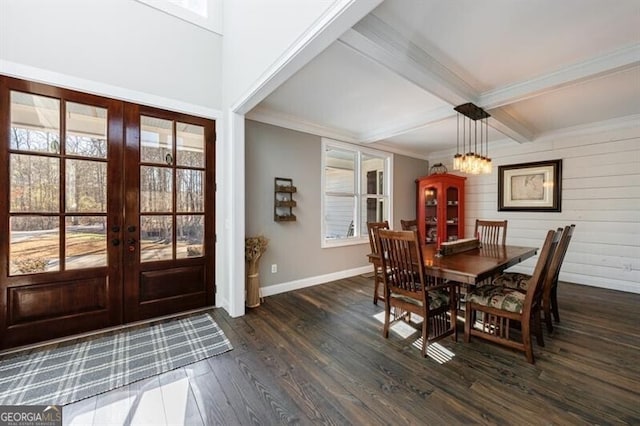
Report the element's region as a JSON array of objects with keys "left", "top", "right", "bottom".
[{"left": 0, "top": 76, "right": 216, "bottom": 349}]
